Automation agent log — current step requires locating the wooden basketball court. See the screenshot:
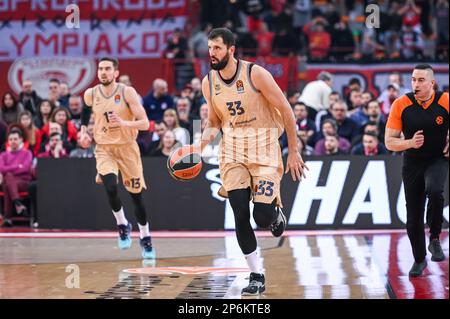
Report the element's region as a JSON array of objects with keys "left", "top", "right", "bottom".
[{"left": 0, "top": 230, "right": 447, "bottom": 299}]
